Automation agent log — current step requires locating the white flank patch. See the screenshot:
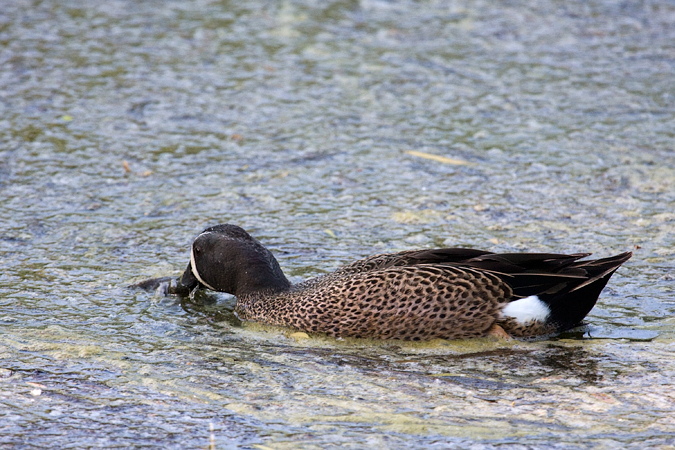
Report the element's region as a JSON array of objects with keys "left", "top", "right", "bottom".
[
  {"left": 502, "top": 295, "right": 550, "bottom": 324},
  {"left": 190, "top": 237, "right": 217, "bottom": 291}
]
